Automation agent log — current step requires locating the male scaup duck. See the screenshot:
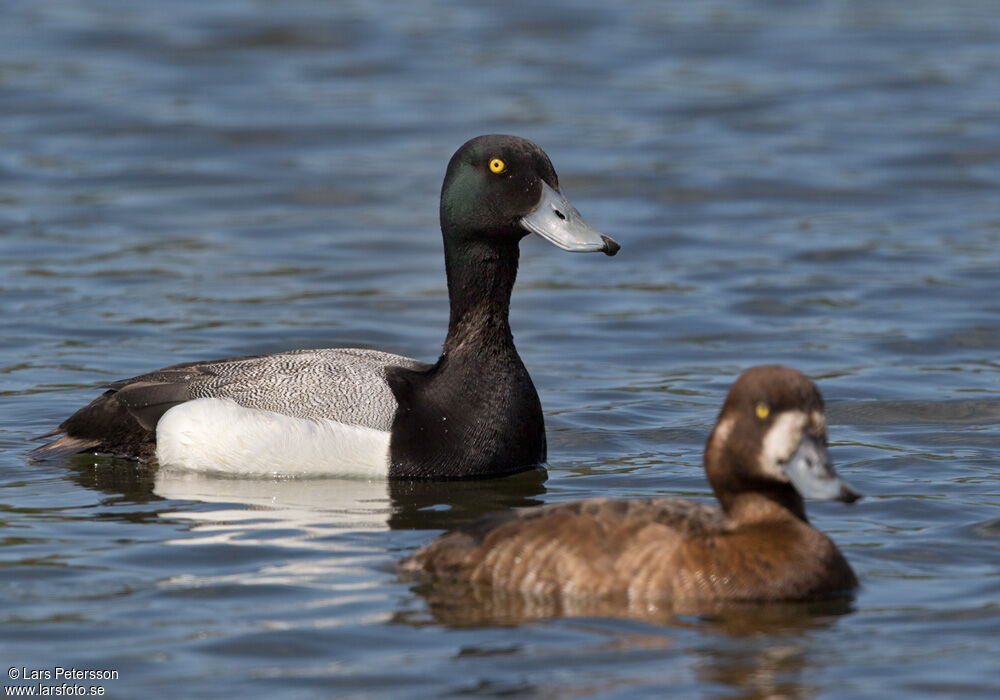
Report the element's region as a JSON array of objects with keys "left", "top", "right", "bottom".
[
  {"left": 30, "top": 135, "right": 620, "bottom": 479},
  {"left": 402, "top": 366, "right": 862, "bottom": 606}
]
